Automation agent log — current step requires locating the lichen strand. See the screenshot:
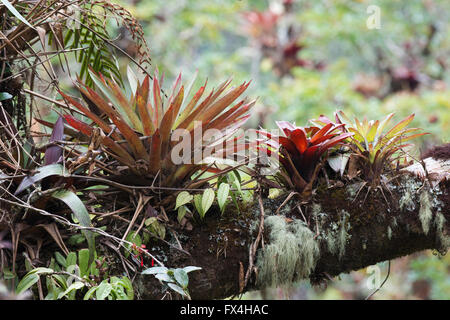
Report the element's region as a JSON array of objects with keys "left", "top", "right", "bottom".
[
  {"left": 398, "top": 177, "right": 423, "bottom": 212},
  {"left": 255, "top": 215, "right": 319, "bottom": 288},
  {"left": 419, "top": 190, "right": 433, "bottom": 235},
  {"left": 320, "top": 210, "right": 351, "bottom": 259},
  {"left": 434, "top": 212, "right": 449, "bottom": 251},
  {"left": 412, "top": 179, "right": 446, "bottom": 242}
]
